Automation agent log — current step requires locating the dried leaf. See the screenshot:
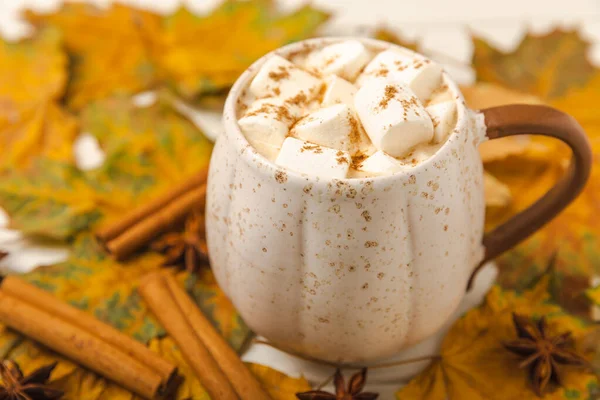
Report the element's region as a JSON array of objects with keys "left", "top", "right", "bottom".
[
  {"left": 80, "top": 93, "right": 213, "bottom": 220},
  {"left": 0, "top": 159, "right": 102, "bottom": 240},
  {"left": 396, "top": 278, "right": 598, "bottom": 399},
  {"left": 0, "top": 102, "right": 78, "bottom": 171},
  {"left": 155, "top": 1, "right": 329, "bottom": 99},
  {"left": 471, "top": 29, "right": 596, "bottom": 99},
  {"left": 488, "top": 77, "right": 600, "bottom": 298},
  {"left": 0, "top": 93, "right": 213, "bottom": 240},
  {"left": 372, "top": 28, "right": 418, "bottom": 51},
  {"left": 0, "top": 28, "right": 66, "bottom": 120},
  {"left": 247, "top": 363, "right": 311, "bottom": 400},
  {"left": 25, "top": 4, "right": 161, "bottom": 110},
  {"left": 21, "top": 233, "right": 249, "bottom": 348},
  {"left": 468, "top": 29, "right": 600, "bottom": 309}
]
